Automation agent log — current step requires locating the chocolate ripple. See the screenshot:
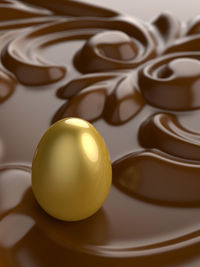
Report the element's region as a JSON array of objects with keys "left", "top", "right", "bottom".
[
  {"left": 151, "top": 12, "right": 180, "bottom": 46},
  {"left": 1, "top": 13, "right": 156, "bottom": 86},
  {"left": 138, "top": 53, "right": 200, "bottom": 110},
  {"left": 1, "top": 22, "right": 67, "bottom": 86},
  {"left": 53, "top": 85, "right": 107, "bottom": 123},
  {"left": 0, "top": 0, "right": 56, "bottom": 30},
  {"left": 165, "top": 35, "right": 200, "bottom": 54},
  {"left": 103, "top": 75, "right": 145, "bottom": 125},
  {"left": 187, "top": 15, "right": 200, "bottom": 36},
  {"left": 139, "top": 113, "right": 200, "bottom": 160},
  {"left": 57, "top": 73, "right": 118, "bottom": 99},
  {"left": 113, "top": 150, "right": 200, "bottom": 206},
  {"left": 53, "top": 74, "right": 144, "bottom": 125},
  {"left": 74, "top": 18, "right": 156, "bottom": 73},
  {"left": 20, "top": 0, "right": 118, "bottom": 18},
  {"left": 0, "top": 5, "right": 50, "bottom": 22}
]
